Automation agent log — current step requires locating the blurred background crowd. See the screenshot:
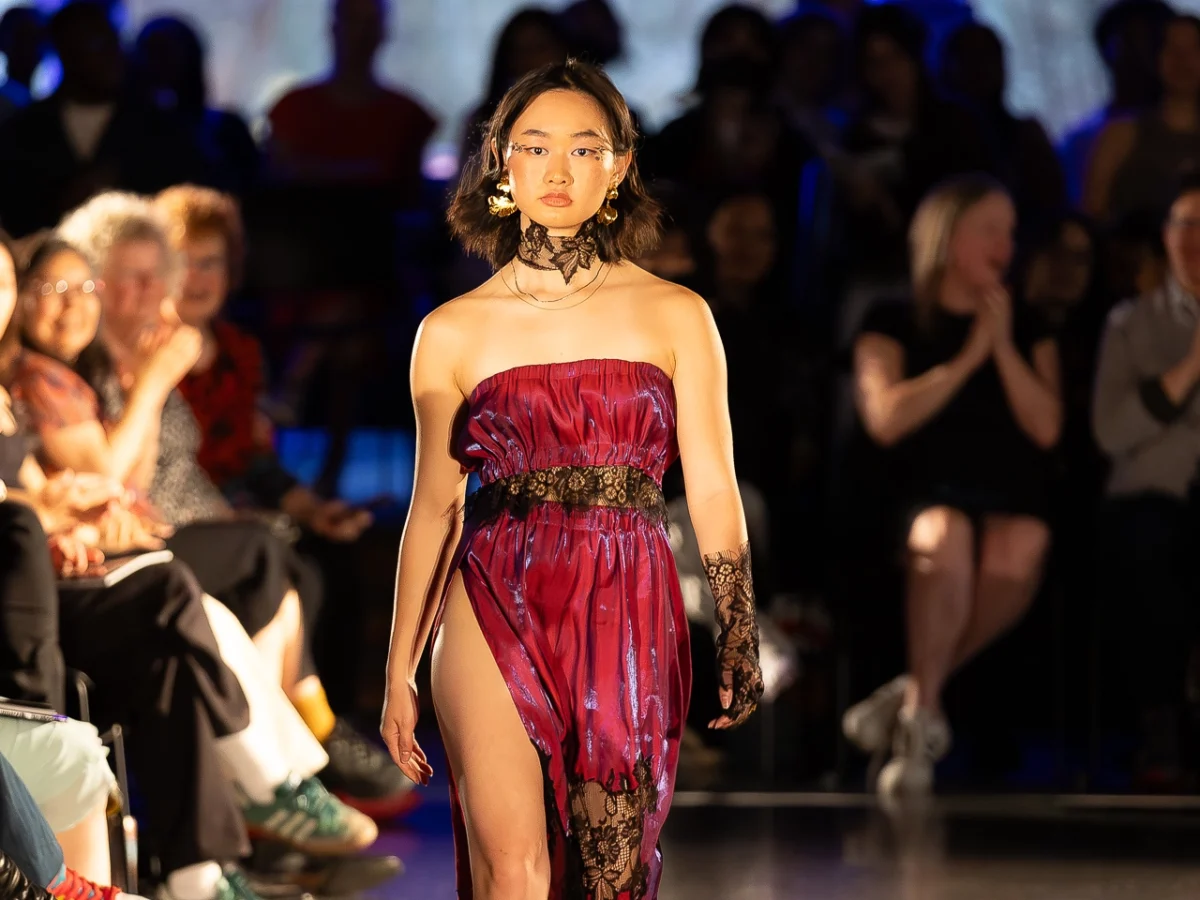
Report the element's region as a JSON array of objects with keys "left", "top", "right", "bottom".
[{"left": 5, "top": 0, "right": 1200, "bottom": 896}]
